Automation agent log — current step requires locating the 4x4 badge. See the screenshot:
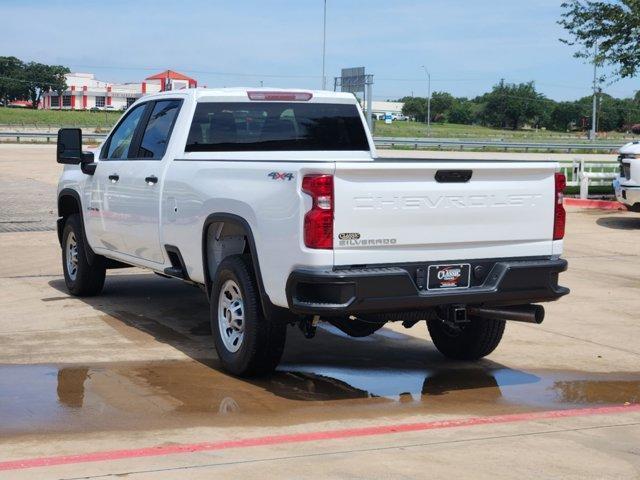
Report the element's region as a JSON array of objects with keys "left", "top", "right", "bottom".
[{"left": 268, "top": 172, "right": 294, "bottom": 181}]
